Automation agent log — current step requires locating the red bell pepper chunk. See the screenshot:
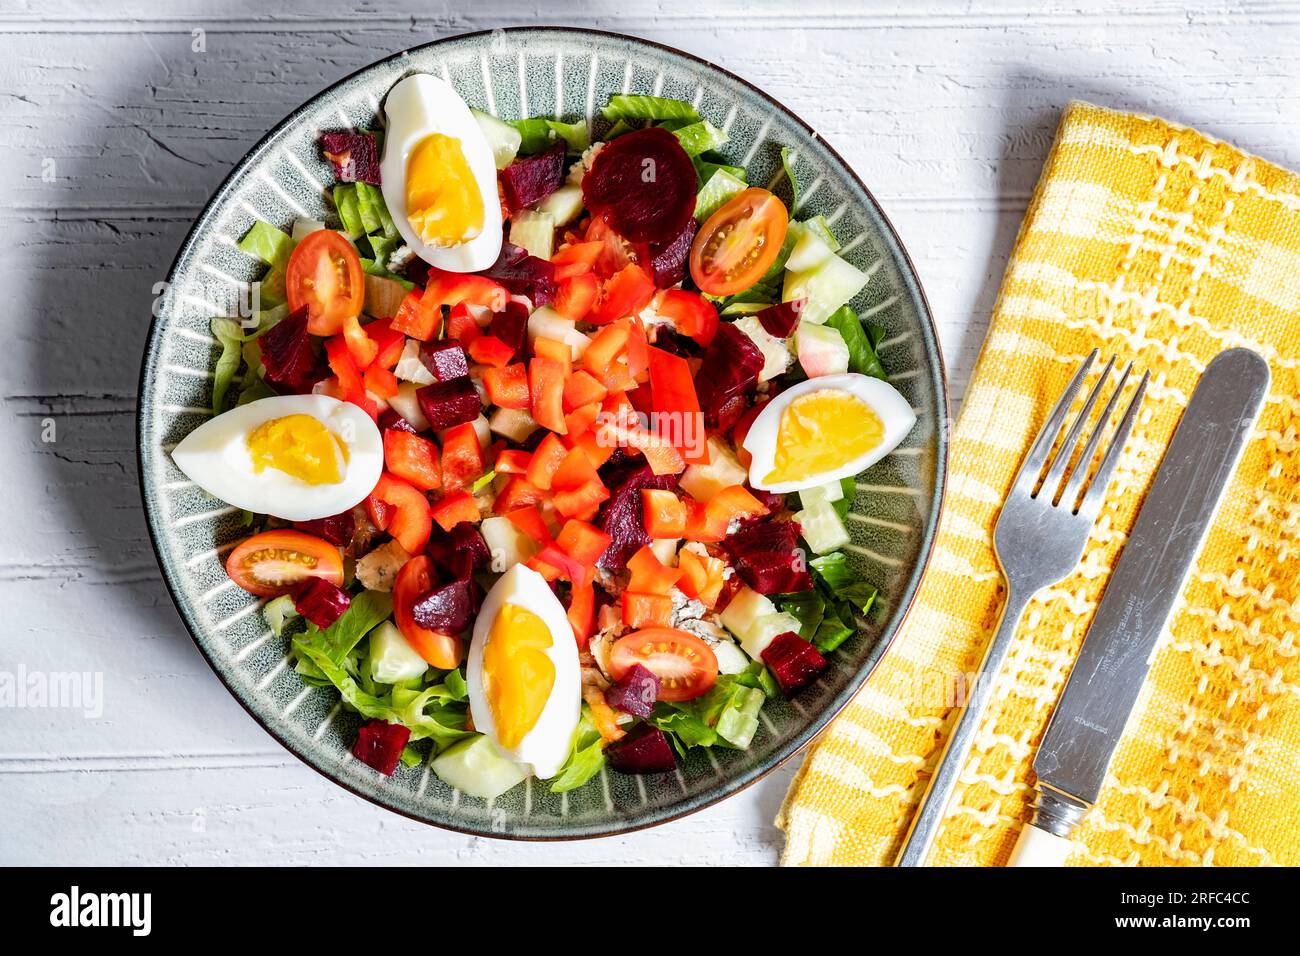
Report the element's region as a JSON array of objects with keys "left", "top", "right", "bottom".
[
  {"left": 446, "top": 303, "right": 481, "bottom": 343},
  {"left": 656, "top": 289, "right": 719, "bottom": 345},
  {"left": 363, "top": 364, "right": 399, "bottom": 399},
  {"left": 493, "top": 448, "right": 532, "bottom": 474},
  {"left": 626, "top": 317, "right": 650, "bottom": 384},
  {"left": 551, "top": 446, "right": 600, "bottom": 492},
  {"left": 551, "top": 478, "right": 610, "bottom": 521},
  {"left": 562, "top": 401, "right": 601, "bottom": 438},
  {"left": 593, "top": 416, "right": 685, "bottom": 476},
  {"left": 506, "top": 504, "right": 553, "bottom": 546},
  {"left": 325, "top": 336, "right": 364, "bottom": 393},
  {"left": 493, "top": 475, "right": 545, "bottom": 514},
  {"left": 467, "top": 334, "right": 516, "bottom": 368},
  {"left": 555, "top": 519, "right": 612, "bottom": 569},
  {"left": 647, "top": 346, "right": 707, "bottom": 465},
  {"left": 370, "top": 472, "right": 433, "bottom": 554},
  {"left": 439, "top": 421, "right": 485, "bottom": 494},
  {"left": 642, "top": 489, "right": 687, "bottom": 538},
  {"left": 627, "top": 545, "right": 683, "bottom": 595},
  {"left": 525, "top": 432, "right": 569, "bottom": 491},
  {"left": 676, "top": 548, "right": 727, "bottom": 608},
  {"left": 622, "top": 591, "right": 675, "bottom": 629},
  {"left": 383, "top": 429, "right": 441, "bottom": 491},
  {"left": 528, "top": 357, "right": 569, "bottom": 434},
  {"left": 566, "top": 580, "right": 596, "bottom": 647},
  {"left": 551, "top": 240, "right": 602, "bottom": 281},
  {"left": 342, "top": 312, "right": 379, "bottom": 369},
  {"left": 367, "top": 318, "right": 407, "bottom": 369},
  {"left": 590, "top": 263, "right": 655, "bottom": 325},
  {"left": 482, "top": 363, "right": 531, "bottom": 409},
  {"left": 572, "top": 431, "right": 614, "bottom": 469},
  {"left": 390, "top": 289, "right": 426, "bottom": 339},
  {"left": 533, "top": 544, "right": 589, "bottom": 586},
  {"left": 532, "top": 336, "right": 571, "bottom": 370},
  {"left": 553, "top": 271, "right": 600, "bottom": 321},
  {"left": 563, "top": 369, "right": 609, "bottom": 412},
  {"left": 430, "top": 490, "right": 479, "bottom": 531},
  {"left": 582, "top": 321, "right": 631, "bottom": 377}
]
